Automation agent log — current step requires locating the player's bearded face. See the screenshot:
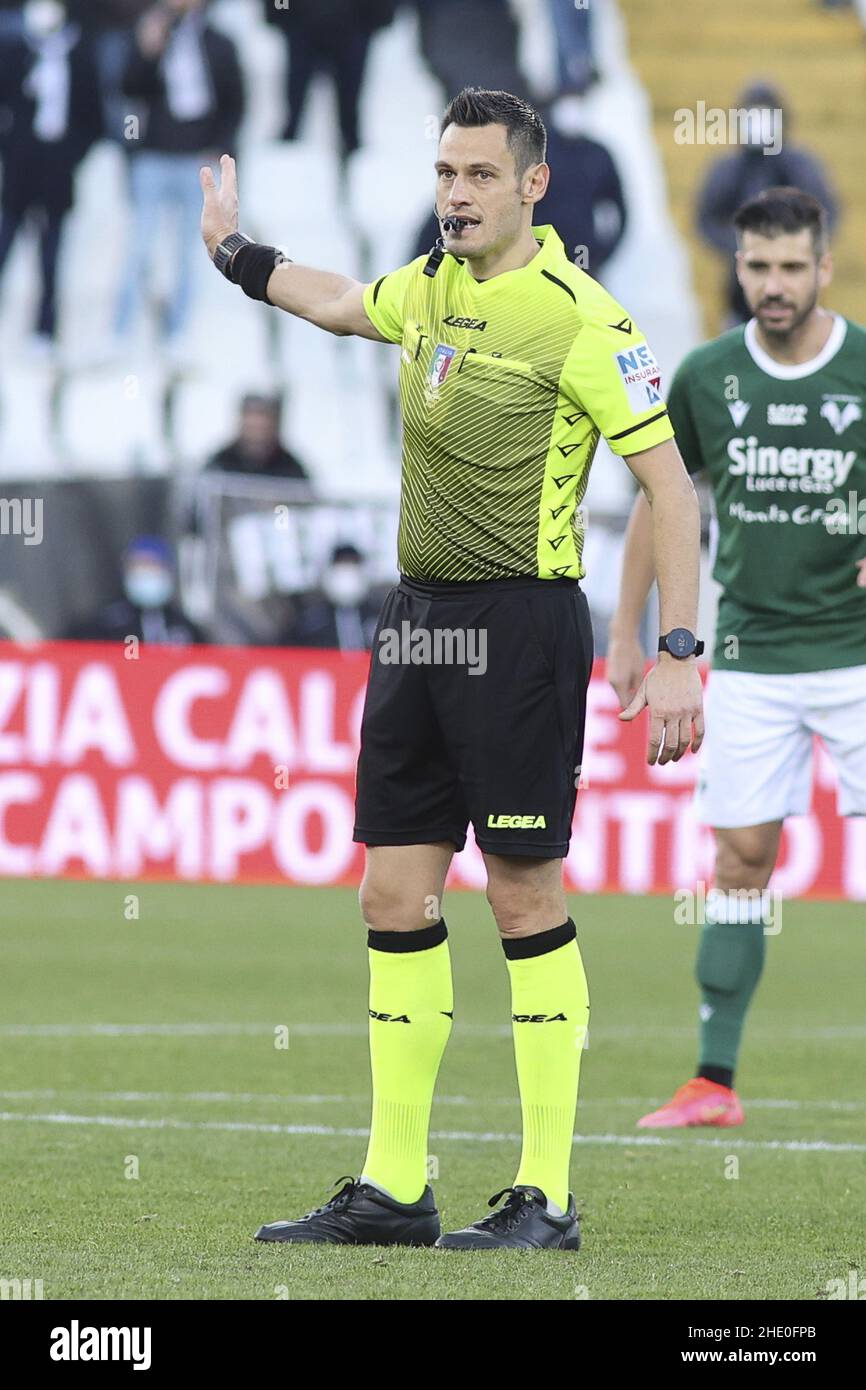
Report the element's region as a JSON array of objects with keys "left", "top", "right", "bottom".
[
  {"left": 434, "top": 122, "right": 528, "bottom": 258},
  {"left": 736, "top": 229, "right": 829, "bottom": 337}
]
